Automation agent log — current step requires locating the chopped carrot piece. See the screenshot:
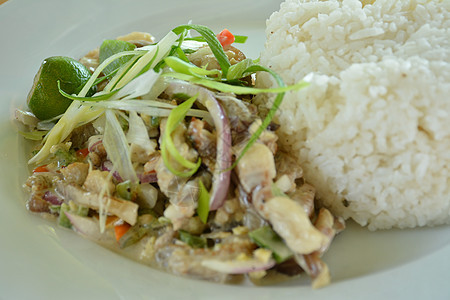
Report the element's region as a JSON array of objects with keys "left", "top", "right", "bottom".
[
  {"left": 76, "top": 148, "right": 89, "bottom": 160},
  {"left": 114, "top": 223, "right": 131, "bottom": 242},
  {"left": 33, "top": 165, "right": 49, "bottom": 173},
  {"left": 217, "top": 29, "right": 235, "bottom": 48}
]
